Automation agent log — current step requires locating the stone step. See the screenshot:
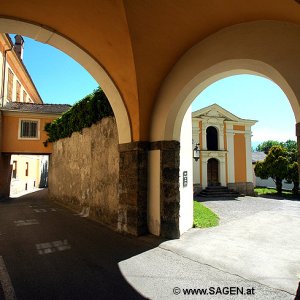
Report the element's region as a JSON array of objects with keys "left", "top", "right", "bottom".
[
  {"left": 196, "top": 185, "right": 241, "bottom": 198},
  {"left": 204, "top": 187, "right": 231, "bottom": 192},
  {"left": 200, "top": 191, "right": 236, "bottom": 195}
]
